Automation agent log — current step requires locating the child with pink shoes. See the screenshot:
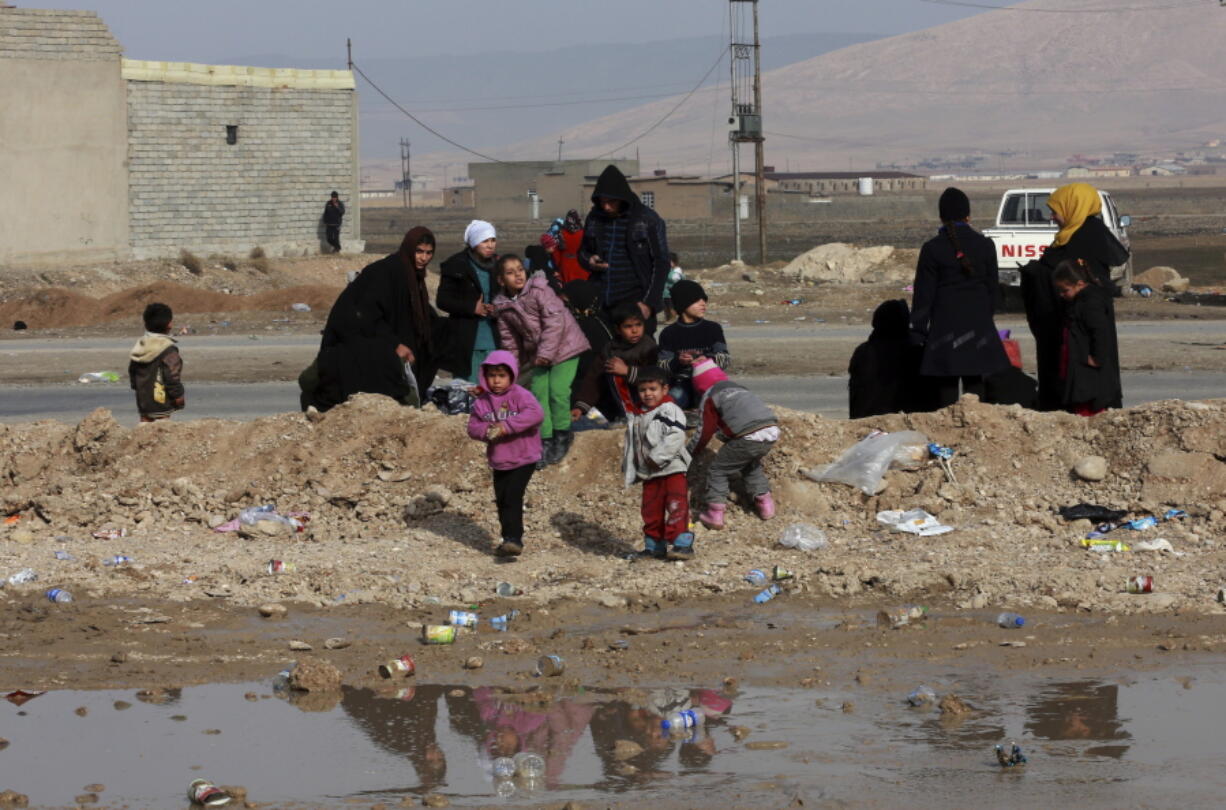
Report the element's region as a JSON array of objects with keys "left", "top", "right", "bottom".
[{"left": 686, "top": 357, "right": 779, "bottom": 529}]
